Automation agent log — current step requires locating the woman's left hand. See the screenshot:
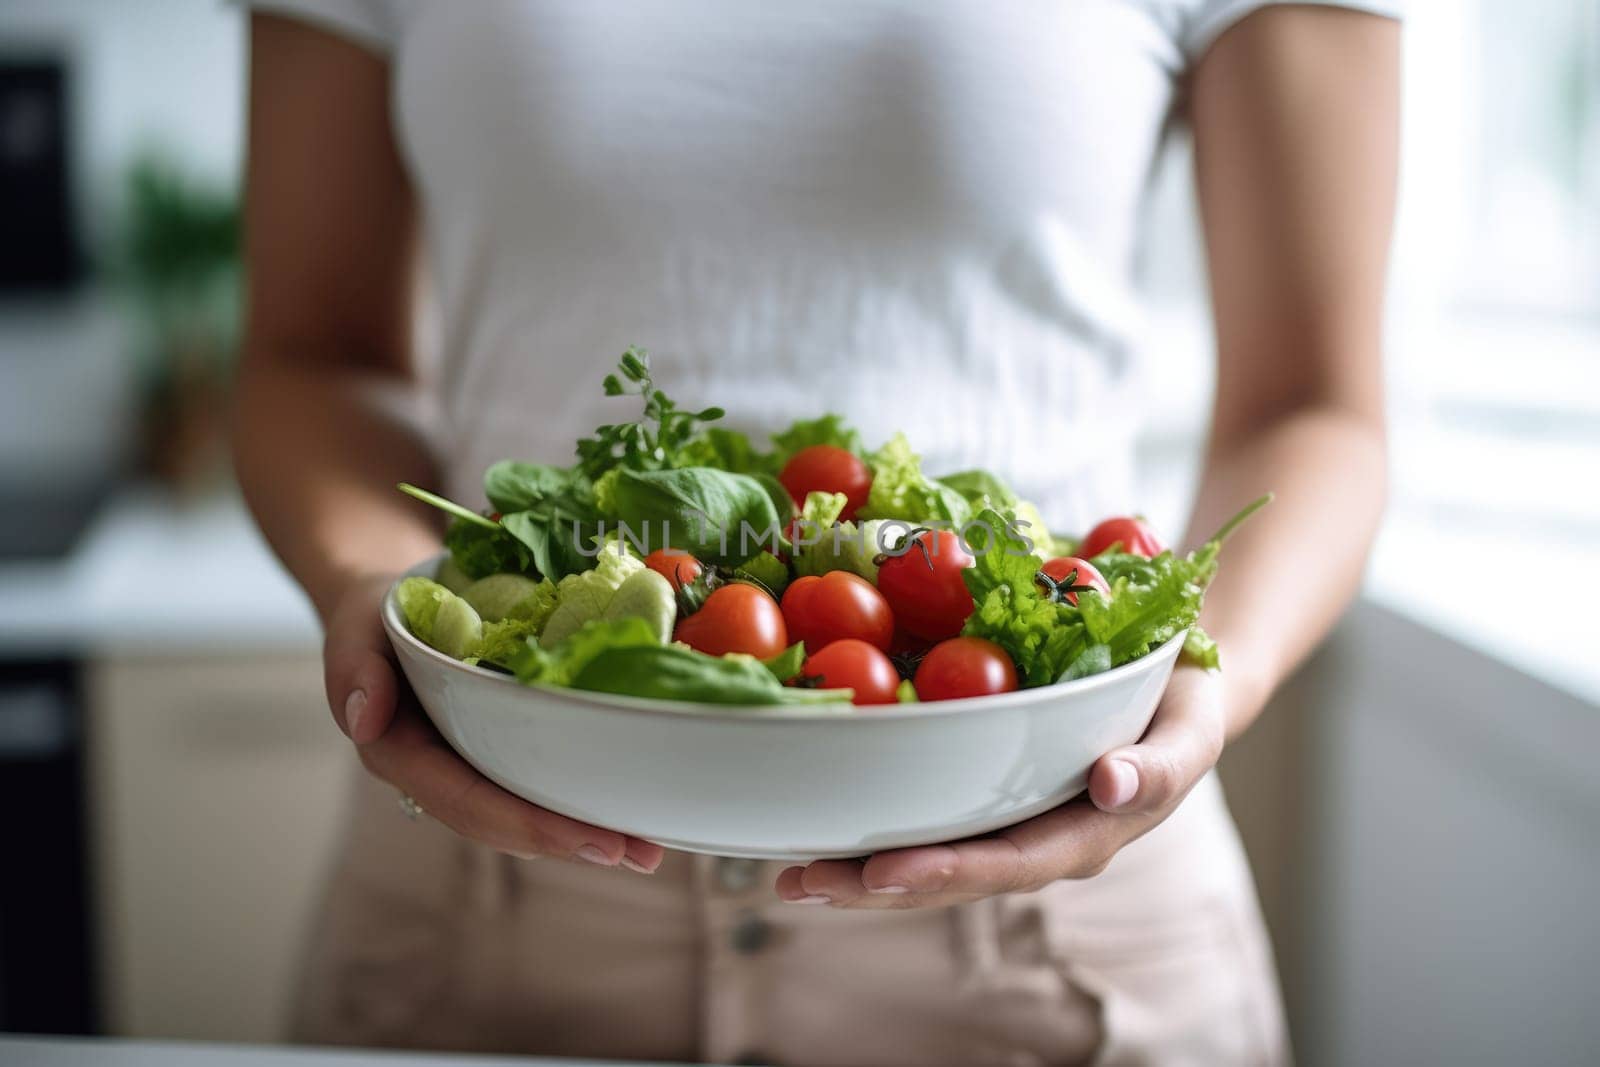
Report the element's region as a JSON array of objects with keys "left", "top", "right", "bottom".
[{"left": 774, "top": 665, "right": 1227, "bottom": 908}]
